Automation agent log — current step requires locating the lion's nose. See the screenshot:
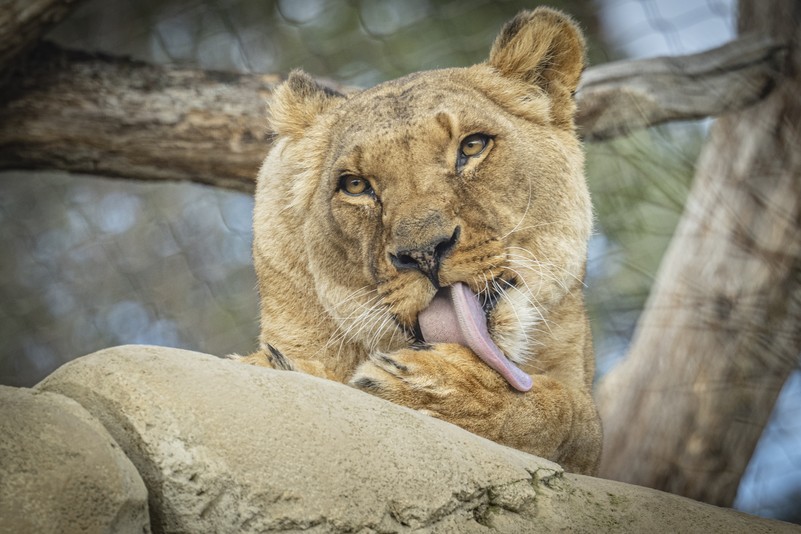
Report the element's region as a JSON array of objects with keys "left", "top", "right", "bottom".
[{"left": 390, "top": 226, "right": 460, "bottom": 287}]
